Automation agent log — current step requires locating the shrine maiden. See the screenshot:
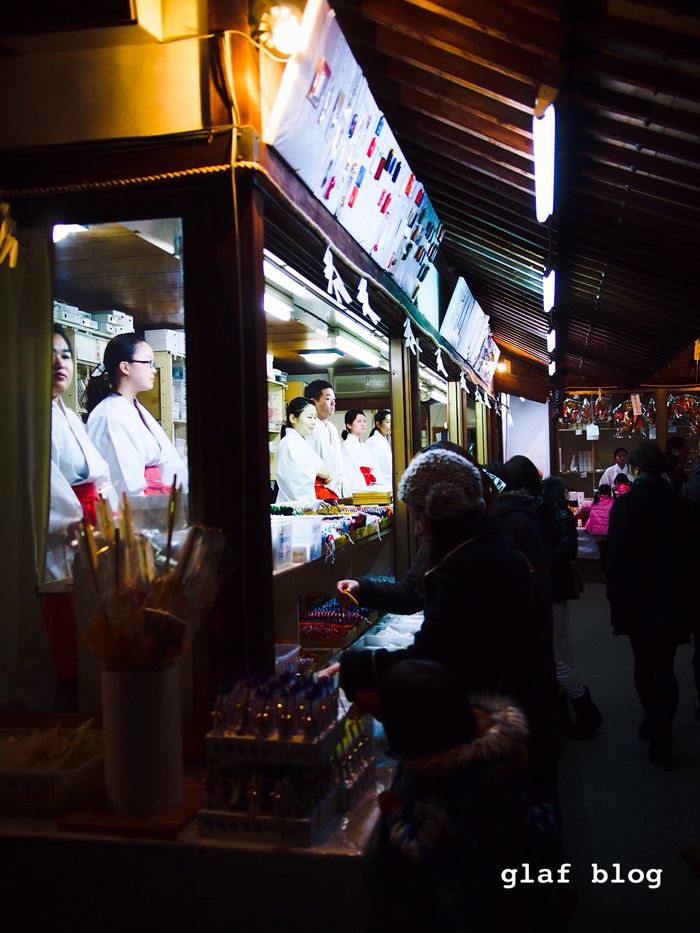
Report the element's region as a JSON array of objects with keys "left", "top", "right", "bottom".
[
  {"left": 364, "top": 409, "right": 392, "bottom": 485},
  {"left": 275, "top": 397, "right": 334, "bottom": 503},
  {"left": 85, "top": 332, "right": 188, "bottom": 497},
  {"left": 47, "top": 325, "right": 116, "bottom": 580},
  {"left": 341, "top": 409, "right": 377, "bottom": 491}
]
